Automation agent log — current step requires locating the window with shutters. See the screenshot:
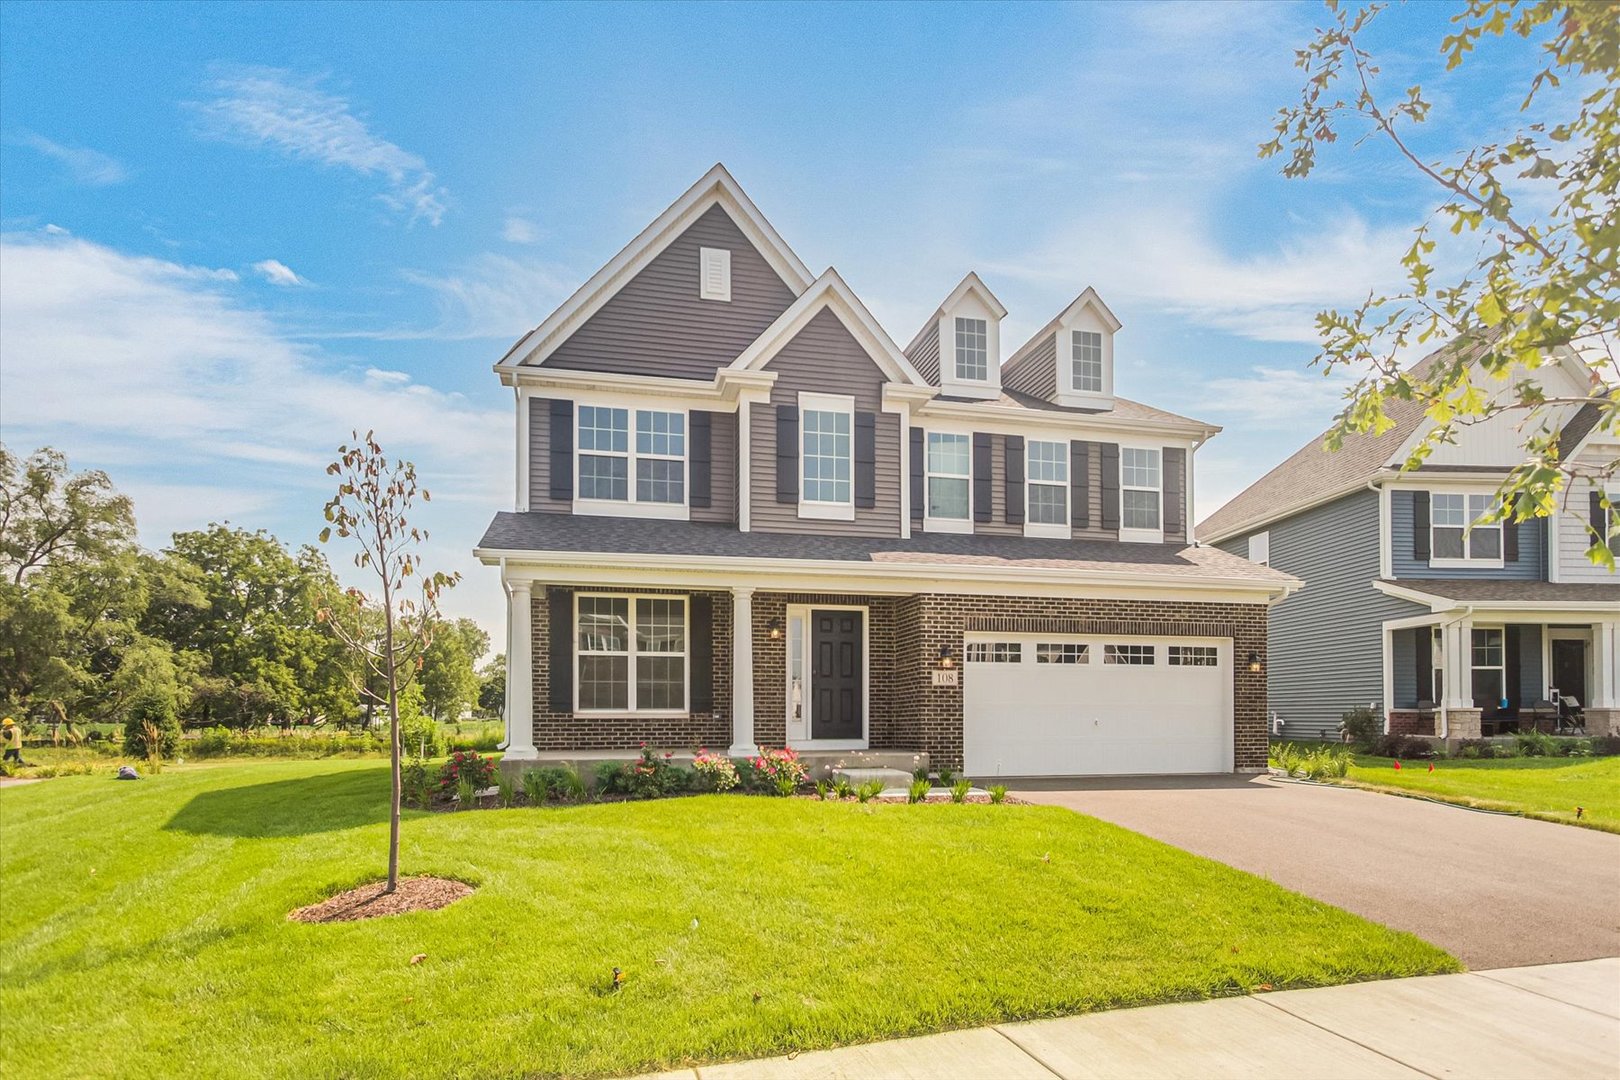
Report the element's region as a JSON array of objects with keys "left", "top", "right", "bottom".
[
  {"left": 576, "top": 594, "right": 687, "bottom": 713},
  {"left": 699, "top": 247, "right": 731, "bottom": 301},
  {"left": 576, "top": 405, "right": 687, "bottom": 516},
  {"left": 799, "top": 392, "right": 853, "bottom": 513},
  {"left": 925, "top": 432, "right": 971, "bottom": 528},
  {"left": 1120, "top": 446, "right": 1162, "bottom": 537},
  {"left": 1026, "top": 440, "right": 1068, "bottom": 527},
  {"left": 954, "top": 317, "right": 988, "bottom": 381},
  {"left": 1430, "top": 492, "right": 1502, "bottom": 566}
]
